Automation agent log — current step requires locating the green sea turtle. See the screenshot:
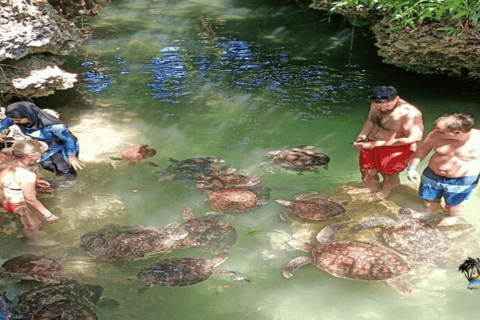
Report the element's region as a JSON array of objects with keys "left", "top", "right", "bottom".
[
  {"left": 16, "top": 280, "right": 103, "bottom": 319},
  {"left": 109, "top": 144, "right": 159, "bottom": 166},
  {"left": 137, "top": 252, "right": 249, "bottom": 288},
  {"left": 195, "top": 173, "right": 271, "bottom": 199},
  {"left": 157, "top": 157, "right": 235, "bottom": 181},
  {"left": 275, "top": 192, "right": 347, "bottom": 221},
  {"left": 261, "top": 146, "right": 330, "bottom": 173},
  {"left": 180, "top": 207, "right": 237, "bottom": 253},
  {"left": 207, "top": 188, "right": 266, "bottom": 212},
  {"left": 354, "top": 206, "right": 450, "bottom": 263},
  {"left": 80, "top": 224, "right": 195, "bottom": 260},
  {"left": 283, "top": 223, "right": 413, "bottom": 294},
  {"left": 0, "top": 254, "right": 65, "bottom": 285}
]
